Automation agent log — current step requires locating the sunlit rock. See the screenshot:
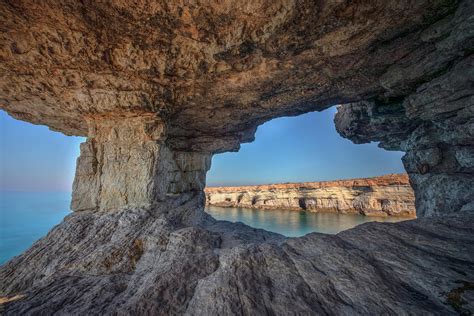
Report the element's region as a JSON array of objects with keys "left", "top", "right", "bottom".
[{"left": 205, "top": 174, "right": 416, "bottom": 217}]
